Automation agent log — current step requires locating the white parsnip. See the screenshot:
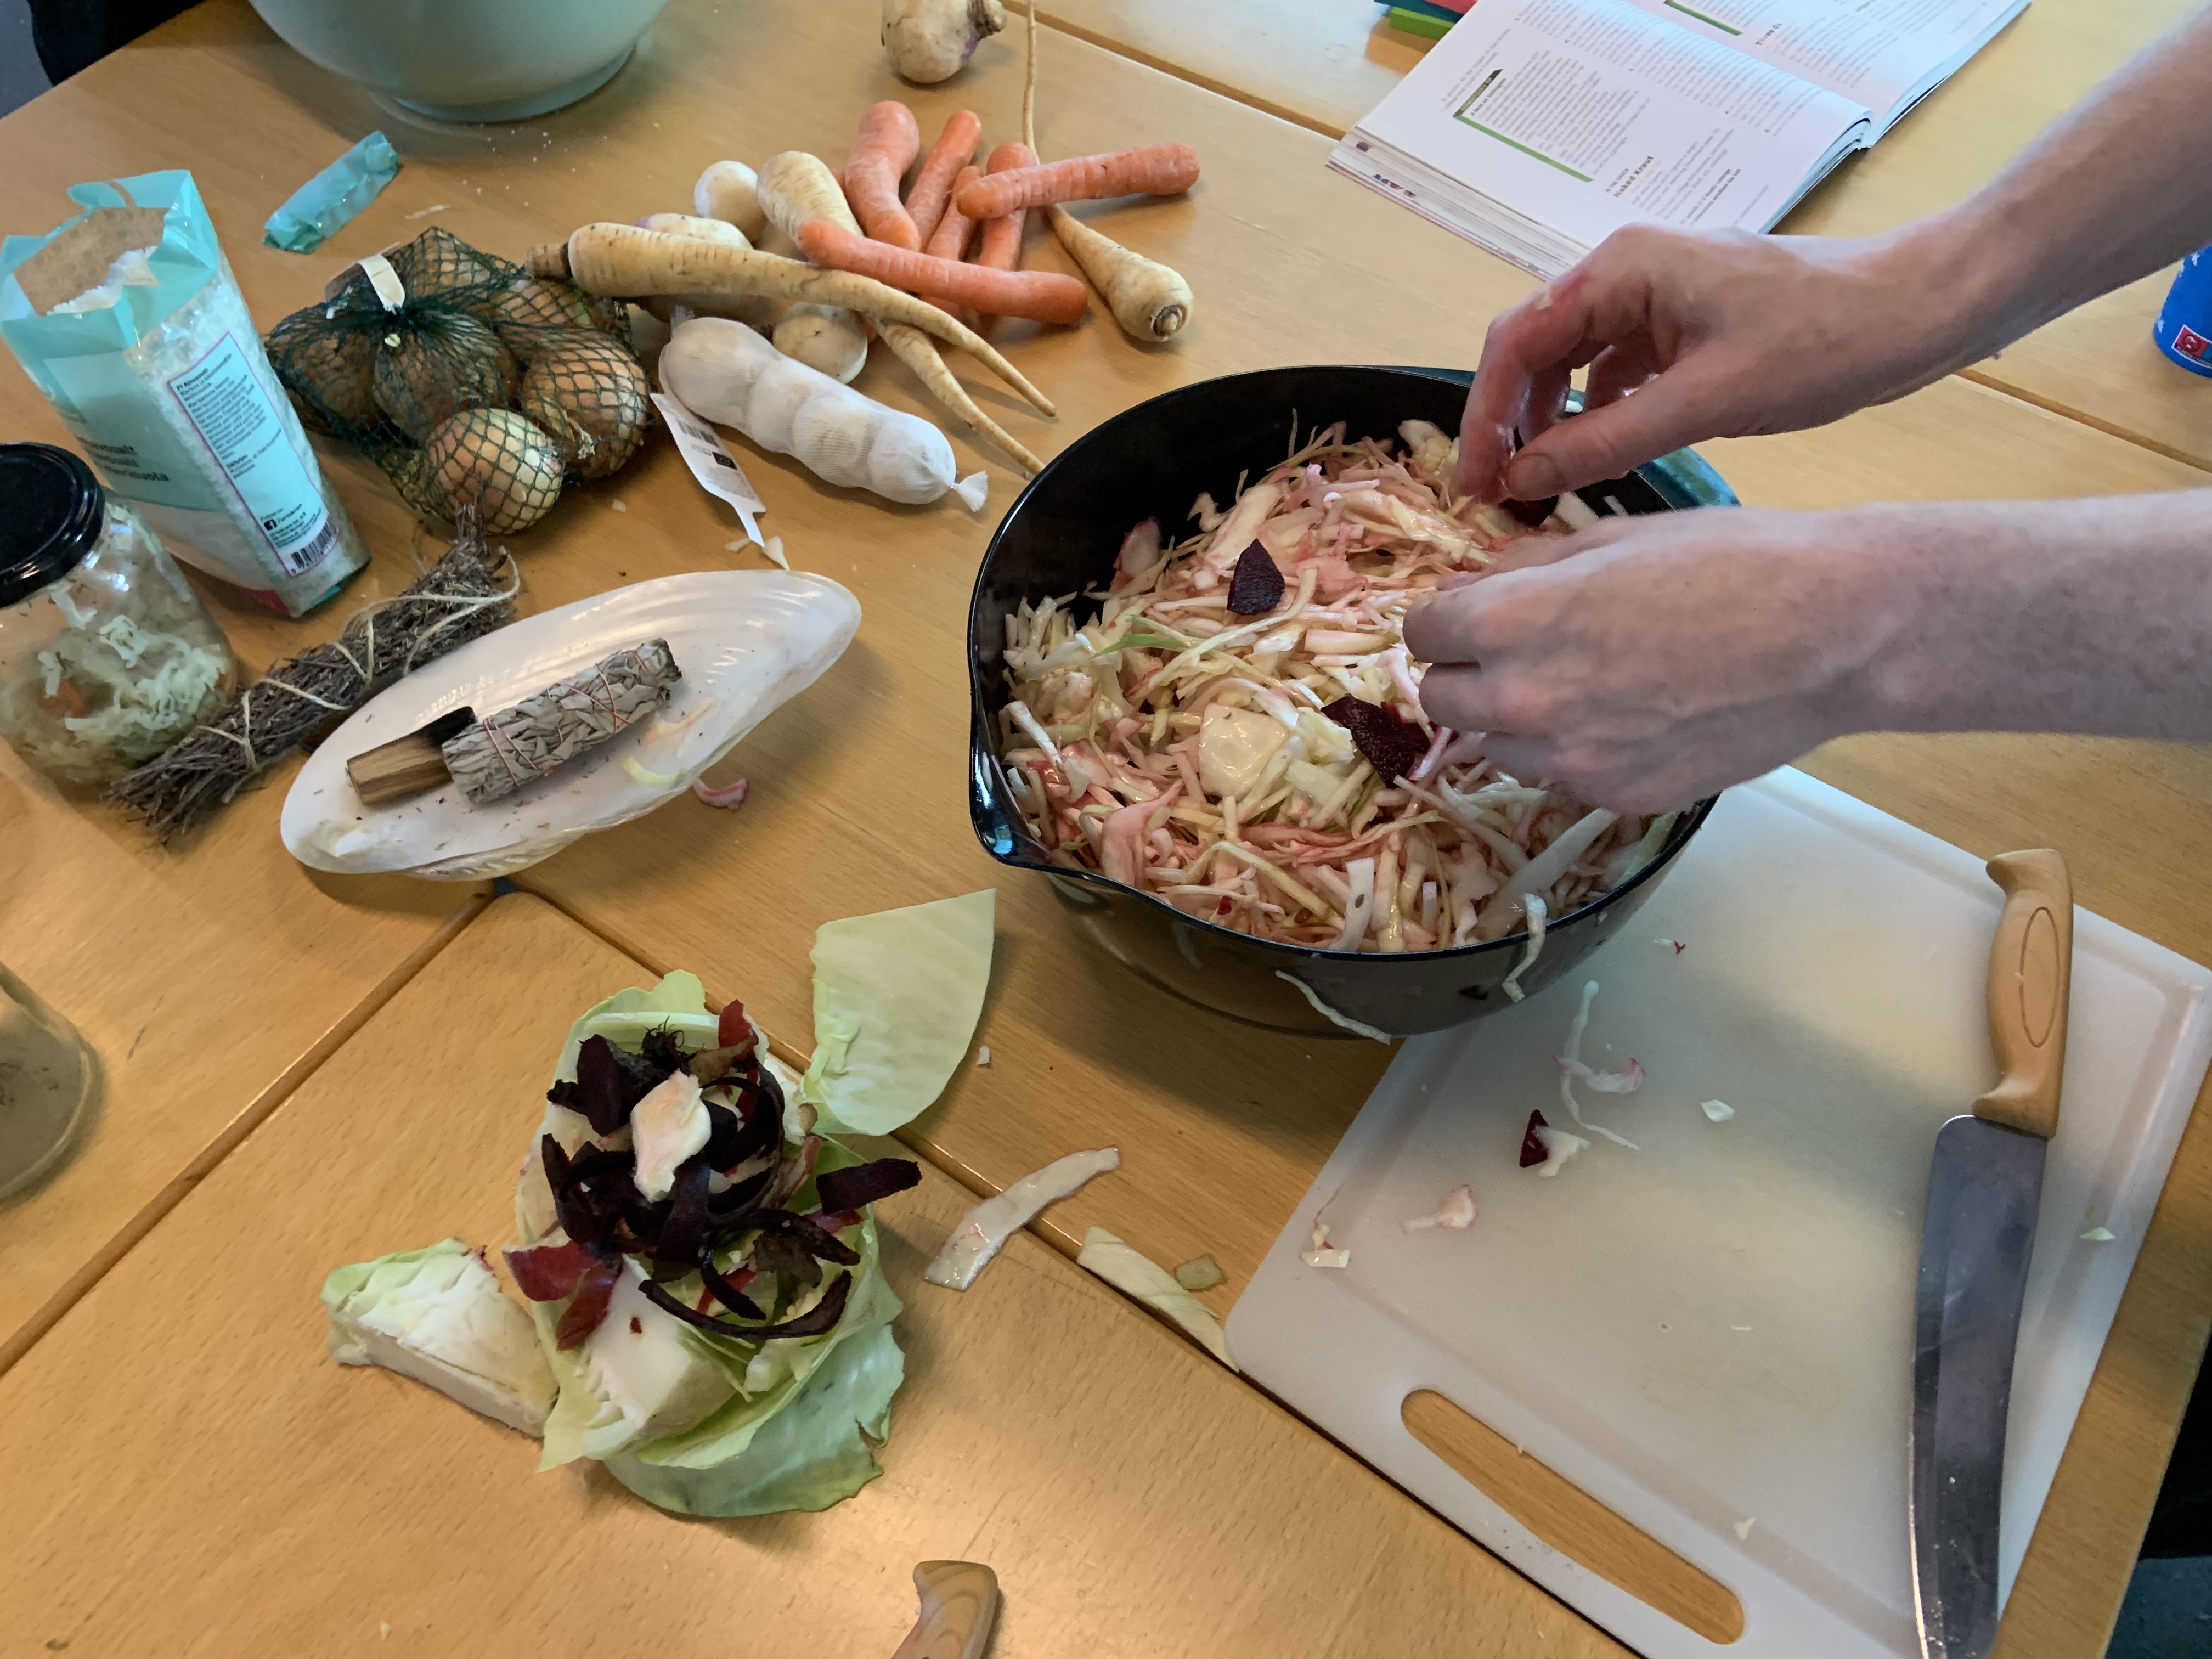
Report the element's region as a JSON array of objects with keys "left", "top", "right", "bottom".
[
  {"left": 692, "top": 161, "right": 769, "bottom": 241},
  {"left": 533, "top": 224, "right": 1056, "bottom": 415},
  {"left": 773, "top": 303, "right": 868, "bottom": 383},
  {"left": 877, "top": 323, "right": 1042, "bottom": 475}
]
